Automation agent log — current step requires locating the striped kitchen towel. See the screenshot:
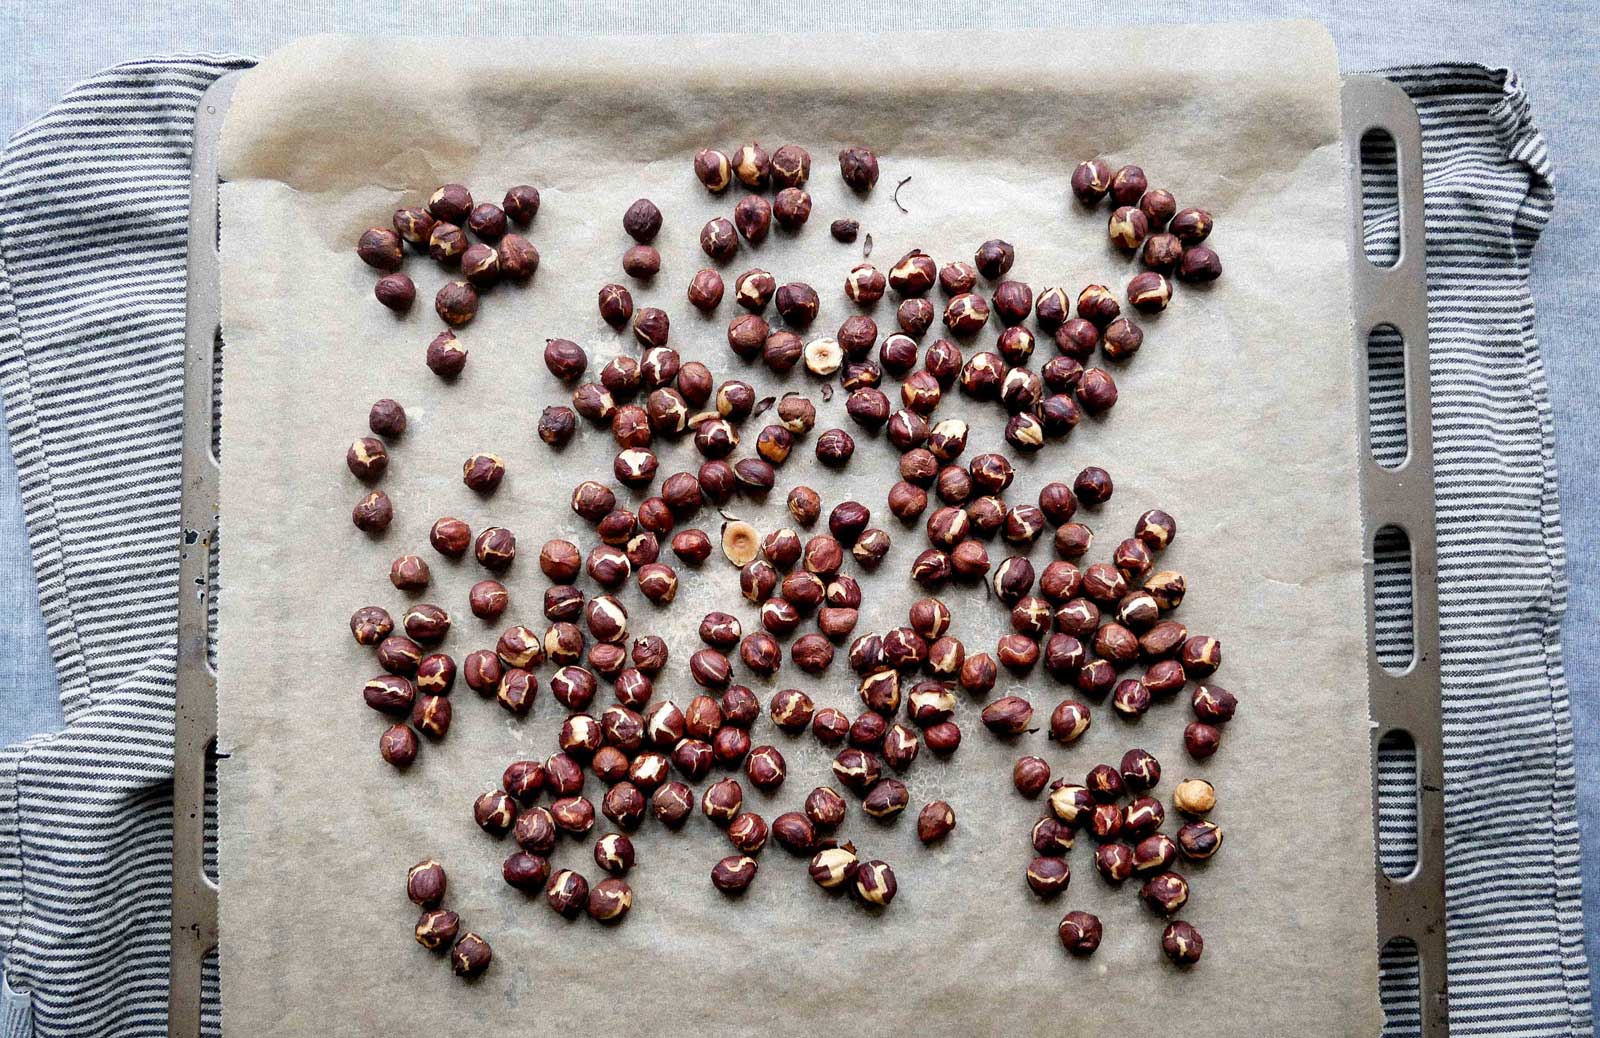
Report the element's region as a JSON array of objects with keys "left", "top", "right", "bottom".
[{"left": 0, "top": 56, "right": 1587, "bottom": 1038}]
